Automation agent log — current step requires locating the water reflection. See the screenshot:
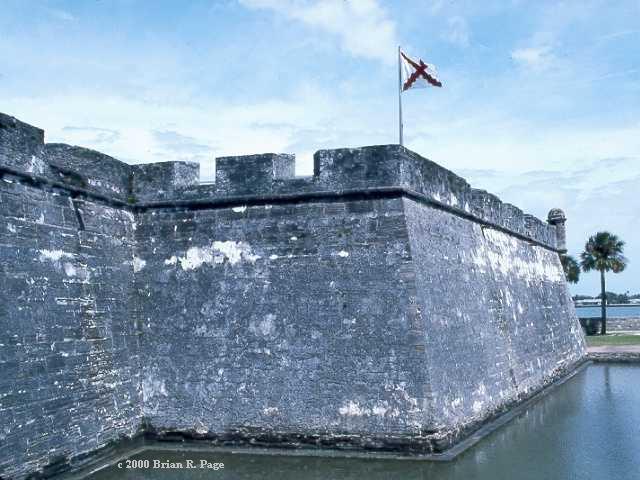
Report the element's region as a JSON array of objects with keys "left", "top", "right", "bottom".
[{"left": 88, "top": 365, "right": 640, "bottom": 480}]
